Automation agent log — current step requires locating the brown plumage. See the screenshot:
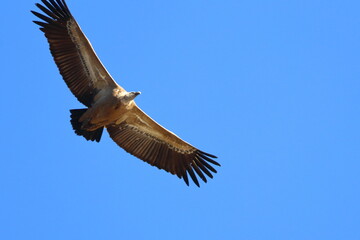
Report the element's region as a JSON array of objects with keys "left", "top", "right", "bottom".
[{"left": 32, "top": 0, "right": 220, "bottom": 187}]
